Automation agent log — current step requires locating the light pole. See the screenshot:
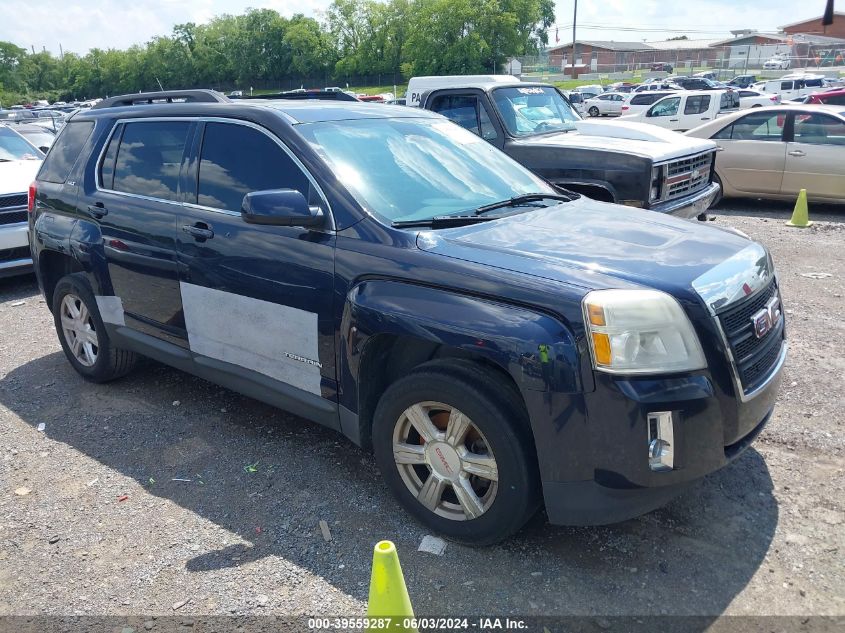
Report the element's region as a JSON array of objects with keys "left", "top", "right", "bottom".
[{"left": 571, "top": 0, "right": 578, "bottom": 79}]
